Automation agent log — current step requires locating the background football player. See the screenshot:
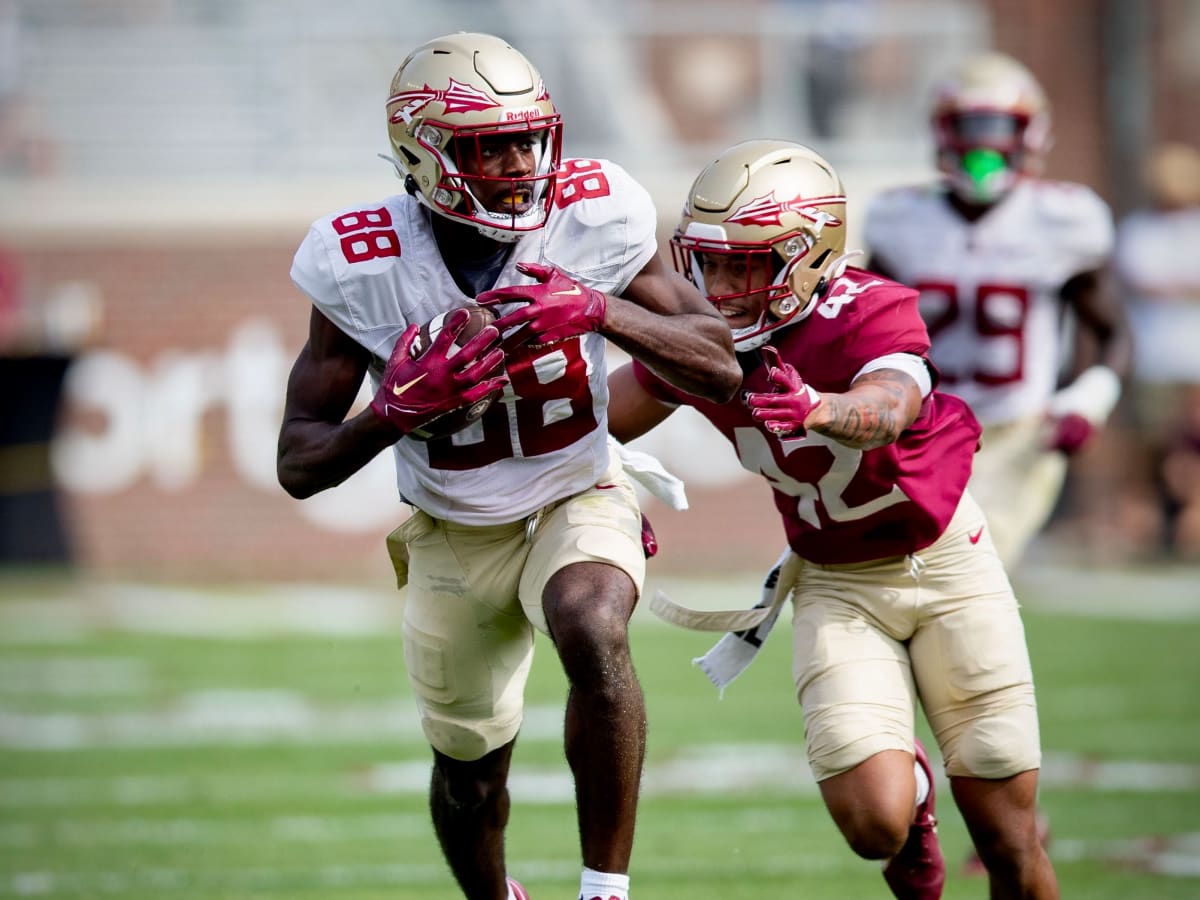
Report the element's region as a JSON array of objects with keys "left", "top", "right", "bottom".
[
  {"left": 609, "top": 139, "right": 1059, "bottom": 899},
  {"left": 863, "top": 52, "right": 1133, "bottom": 570},
  {"left": 276, "top": 32, "right": 740, "bottom": 900}
]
